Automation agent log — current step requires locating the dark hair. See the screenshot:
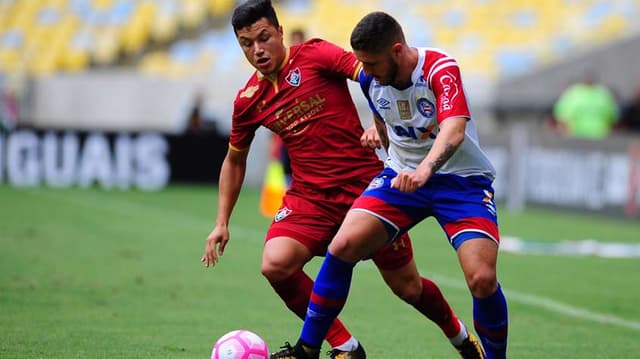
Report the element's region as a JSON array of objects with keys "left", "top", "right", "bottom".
[
  {"left": 232, "top": 0, "right": 280, "bottom": 34},
  {"left": 351, "top": 11, "right": 405, "bottom": 53}
]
